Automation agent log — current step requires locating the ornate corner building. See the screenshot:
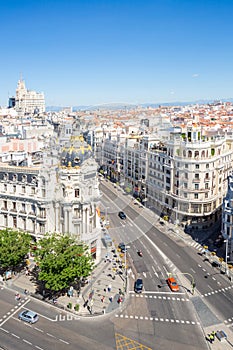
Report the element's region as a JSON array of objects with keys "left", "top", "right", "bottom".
[
  {"left": 222, "top": 175, "right": 233, "bottom": 262},
  {"left": 0, "top": 119, "right": 102, "bottom": 261}
]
